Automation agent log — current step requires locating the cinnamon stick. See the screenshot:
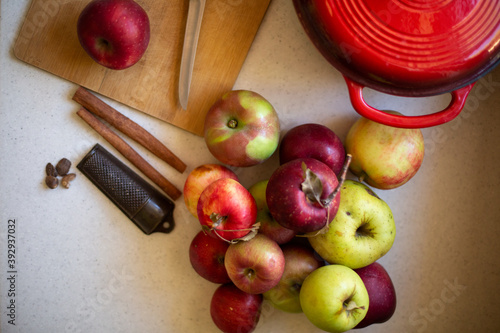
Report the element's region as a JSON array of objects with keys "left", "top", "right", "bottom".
[
  {"left": 72, "top": 87, "right": 186, "bottom": 173},
  {"left": 77, "top": 107, "right": 182, "bottom": 201}
]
